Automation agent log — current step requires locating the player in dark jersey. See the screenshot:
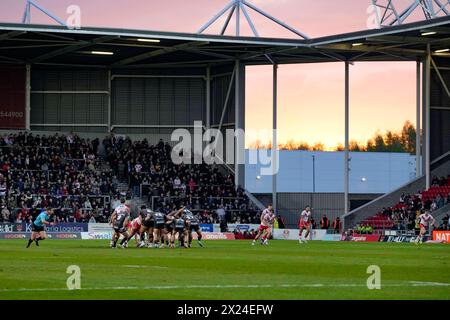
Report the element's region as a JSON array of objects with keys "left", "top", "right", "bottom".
[
  {"left": 137, "top": 205, "right": 154, "bottom": 248},
  {"left": 109, "top": 199, "right": 130, "bottom": 248},
  {"left": 164, "top": 214, "right": 175, "bottom": 248},
  {"left": 164, "top": 207, "right": 185, "bottom": 248},
  {"left": 183, "top": 209, "right": 204, "bottom": 248},
  {"left": 173, "top": 215, "right": 187, "bottom": 248},
  {"left": 152, "top": 211, "right": 166, "bottom": 248}
]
